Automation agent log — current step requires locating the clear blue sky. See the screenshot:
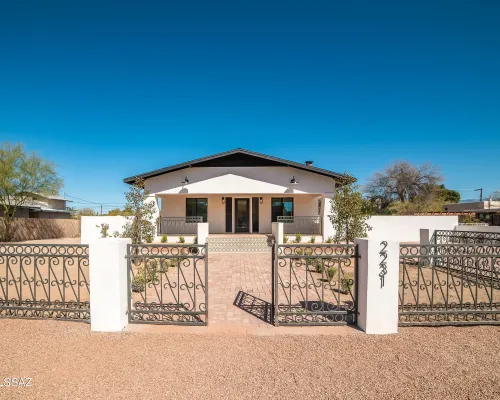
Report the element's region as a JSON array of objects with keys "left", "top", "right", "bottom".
[{"left": 1, "top": 1, "right": 499, "bottom": 211}]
